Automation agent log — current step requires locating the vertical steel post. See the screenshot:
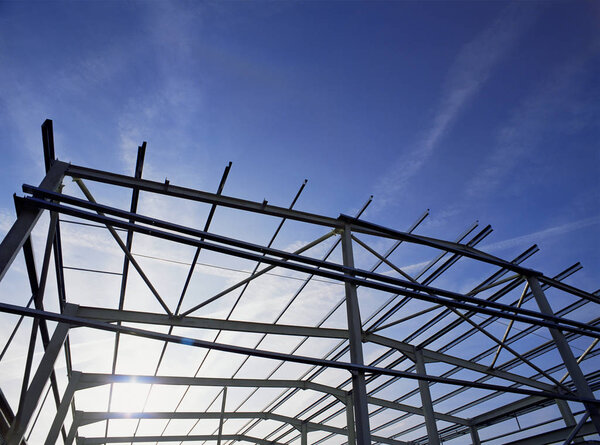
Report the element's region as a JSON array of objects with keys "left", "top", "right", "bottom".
[
  {"left": 217, "top": 387, "right": 227, "bottom": 445},
  {"left": 527, "top": 276, "right": 600, "bottom": 433},
  {"left": 300, "top": 421, "right": 308, "bottom": 445},
  {"left": 65, "top": 411, "right": 82, "bottom": 445},
  {"left": 415, "top": 348, "right": 440, "bottom": 445},
  {"left": 556, "top": 399, "right": 585, "bottom": 444},
  {"left": 5, "top": 311, "right": 73, "bottom": 444},
  {"left": 341, "top": 225, "right": 371, "bottom": 444},
  {"left": 345, "top": 393, "right": 356, "bottom": 445},
  {"left": 557, "top": 399, "right": 577, "bottom": 427},
  {"left": 45, "top": 372, "right": 81, "bottom": 445},
  {"left": 469, "top": 425, "right": 481, "bottom": 445}
]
